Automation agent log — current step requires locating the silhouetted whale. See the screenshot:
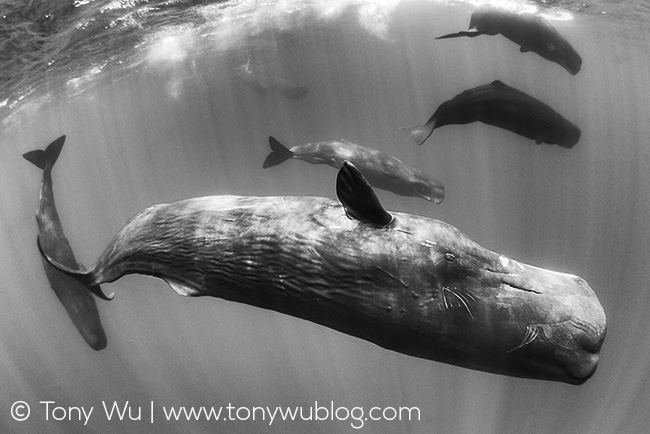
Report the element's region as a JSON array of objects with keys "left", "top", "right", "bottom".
[
  {"left": 437, "top": 5, "right": 582, "bottom": 75},
  {"left": 38, "top": 162, "right": 606, "bottom": 384},
  {"left": 271, "top": 81, "right": 309, "bottom": 100},
  {"left": 403, "top": 80, "right": 581, "bottom": 148},
  {"left": 264, "top": 136, "right": 444, "bottom": 203},
  {"left": 23, "top": 136, "right": 107, "bottom": 350},
  {"left": 232, "top": 59, "right": 269, "bottom": 95},
  {"left": 232, "top": 57, "right": 309, "bottom": 99}
]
